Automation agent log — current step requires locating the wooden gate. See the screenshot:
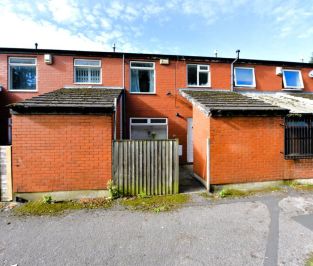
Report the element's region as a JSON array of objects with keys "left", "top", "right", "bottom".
[{"left": 112, "top": 140, "right": 179, "bottom": 196}]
